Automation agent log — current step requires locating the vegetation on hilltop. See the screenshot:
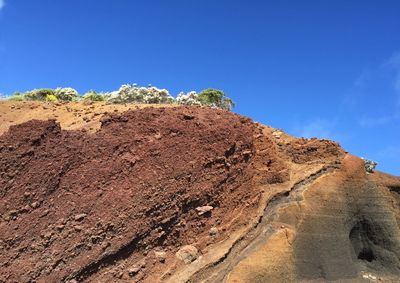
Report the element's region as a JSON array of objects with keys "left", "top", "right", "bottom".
[{"left": 4, "top": 85, "right": 235, "bottom": 111}]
